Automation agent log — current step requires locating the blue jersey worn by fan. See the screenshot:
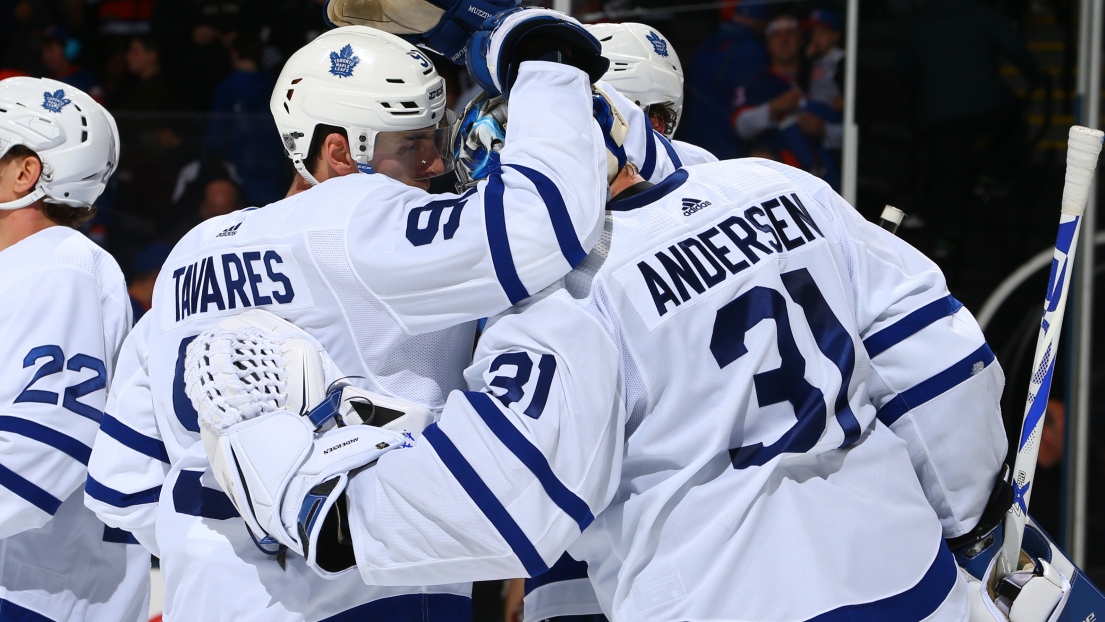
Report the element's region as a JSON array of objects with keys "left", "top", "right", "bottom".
[{"left": 83, "top": 12, "right": 681, "bottom": 622}]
